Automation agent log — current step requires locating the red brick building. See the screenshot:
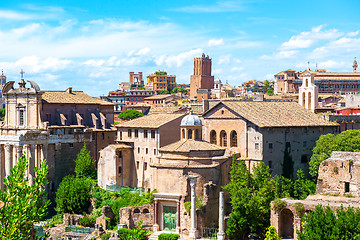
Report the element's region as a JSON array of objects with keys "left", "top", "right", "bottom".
[{"left": 190, "top": 53, "right": 214, "bottom": 100}]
